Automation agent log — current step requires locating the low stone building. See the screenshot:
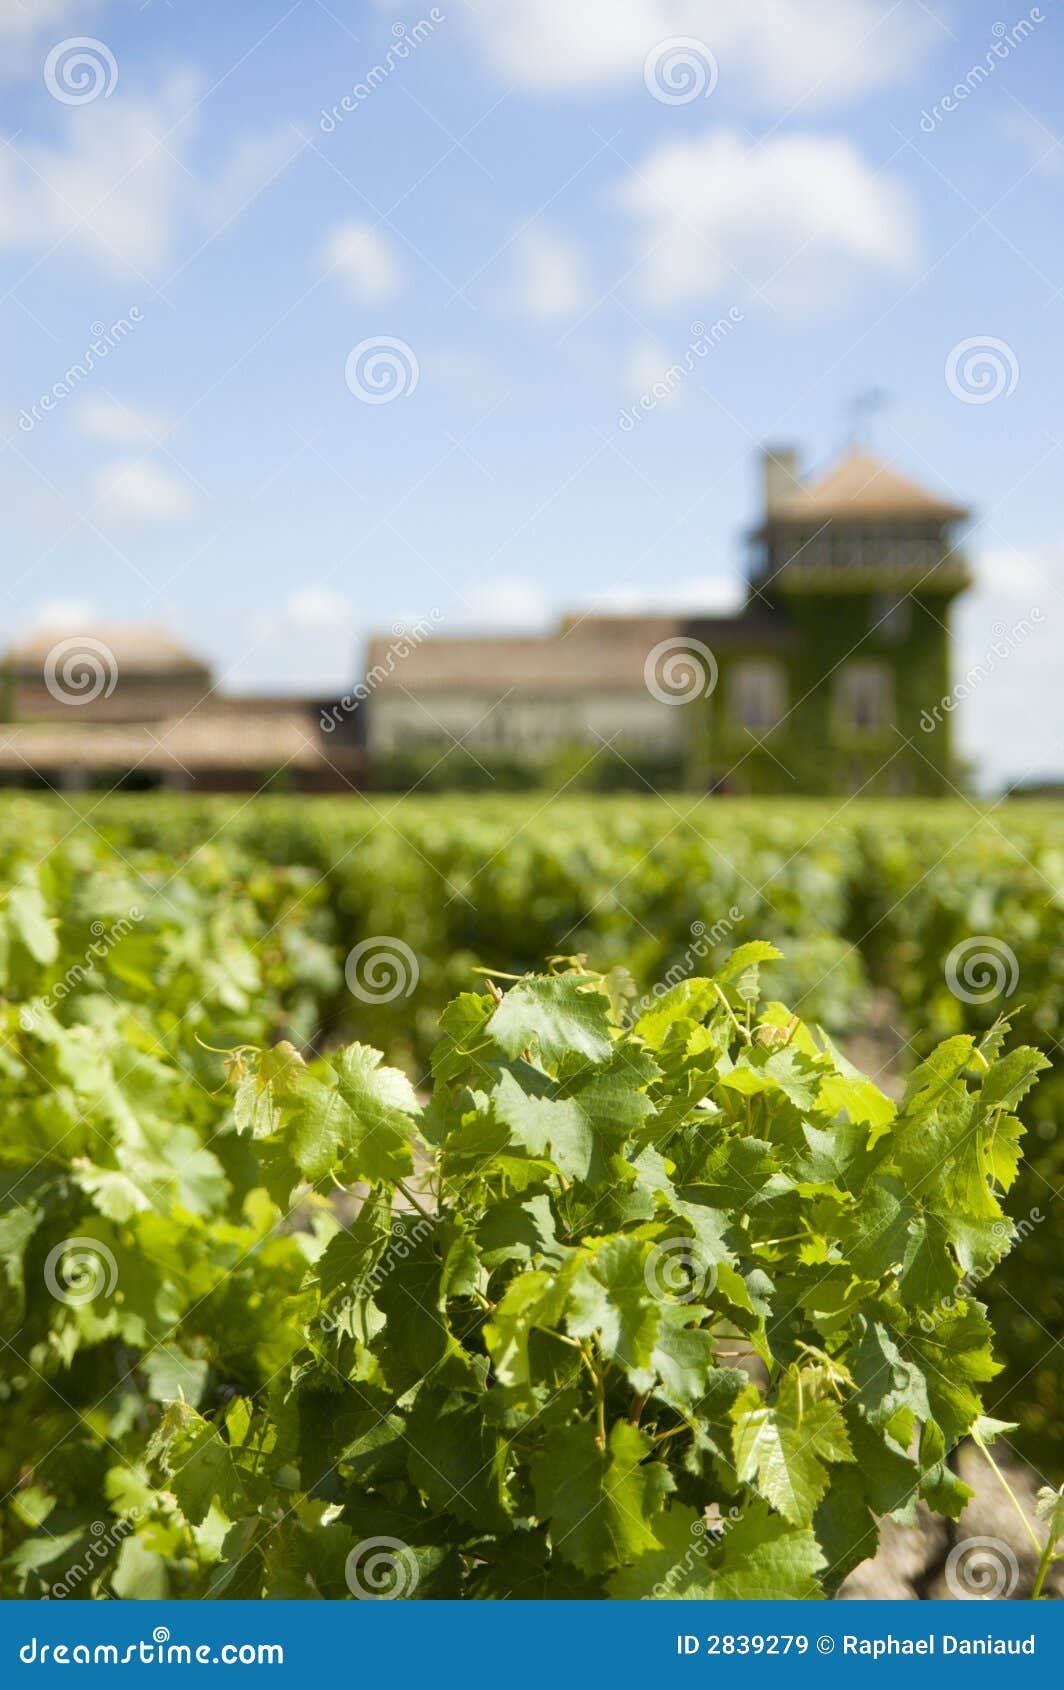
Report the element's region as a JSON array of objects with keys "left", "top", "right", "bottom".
[
  {"left": 361, "top": 614, "right": 688, "bottom": 785},
  {"left": 0, "top": 627, "right": 361, "bottom": 792}
]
